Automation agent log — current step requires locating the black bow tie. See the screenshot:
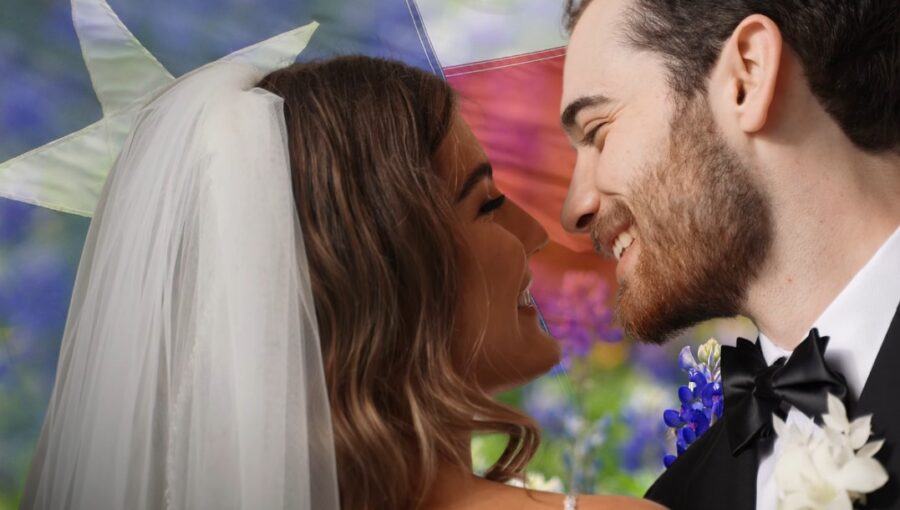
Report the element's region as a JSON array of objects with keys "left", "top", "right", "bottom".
[{"left": 721, "top": 328, "right": 849, "bottom": 455}]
